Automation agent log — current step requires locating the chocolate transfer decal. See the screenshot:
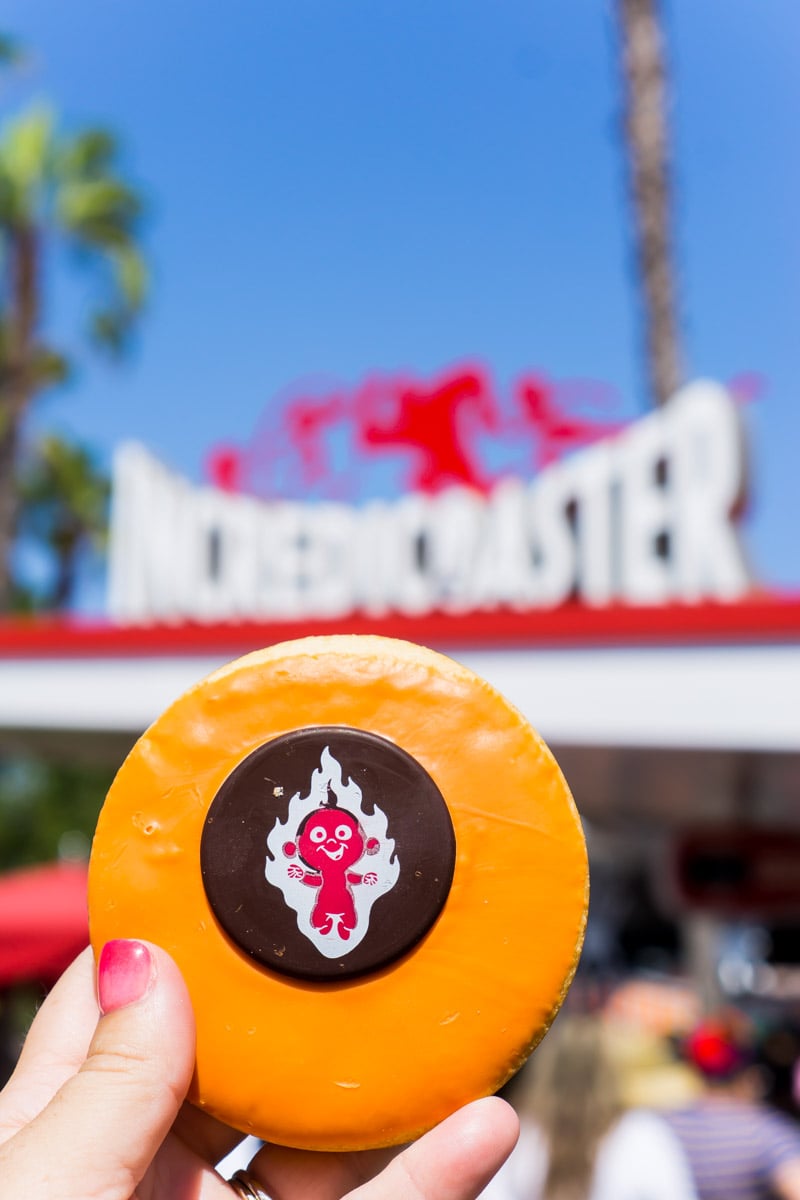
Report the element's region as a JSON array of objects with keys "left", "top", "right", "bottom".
[
  {"left": 265, "top": 745, "right": 400, "bottom": 957},
  {"left": 201, "top": 726, "right": 456, "bottom": 981}
]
